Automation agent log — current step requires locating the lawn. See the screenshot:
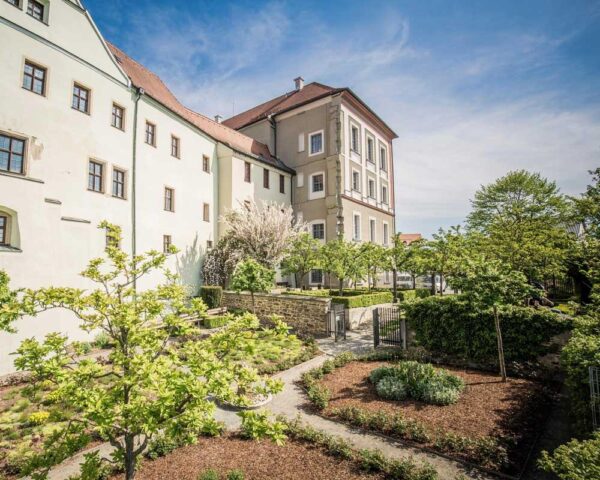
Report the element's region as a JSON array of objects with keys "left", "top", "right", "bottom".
[{"left": 305, "top": 357, "right": 553, "bottom": 475}]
